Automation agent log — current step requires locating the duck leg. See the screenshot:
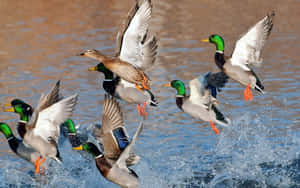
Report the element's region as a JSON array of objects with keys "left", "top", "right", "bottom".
[
  {"left": 136, "top": 104, "right": 143, "bottom": 116},
  {"left": 243, "top": 84, "right": 253, "bottom": 101},
  {"left": 135, "top": 84, "right": 145, "bottom": 93},
  {"left": 210, "top": 121, "right": 220, "bottom": 135},
  {"left": 35, "top": 156, "right": 46, "bottom": 174},
  {"left": 141, "top": 102, "right": 148, "bottom": 119},
  {"left": 136, "top": 102, "right": 148, "bottom": 119},
  {"left": 141, "top": 74, "right": 150, "bottom": 90}
]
